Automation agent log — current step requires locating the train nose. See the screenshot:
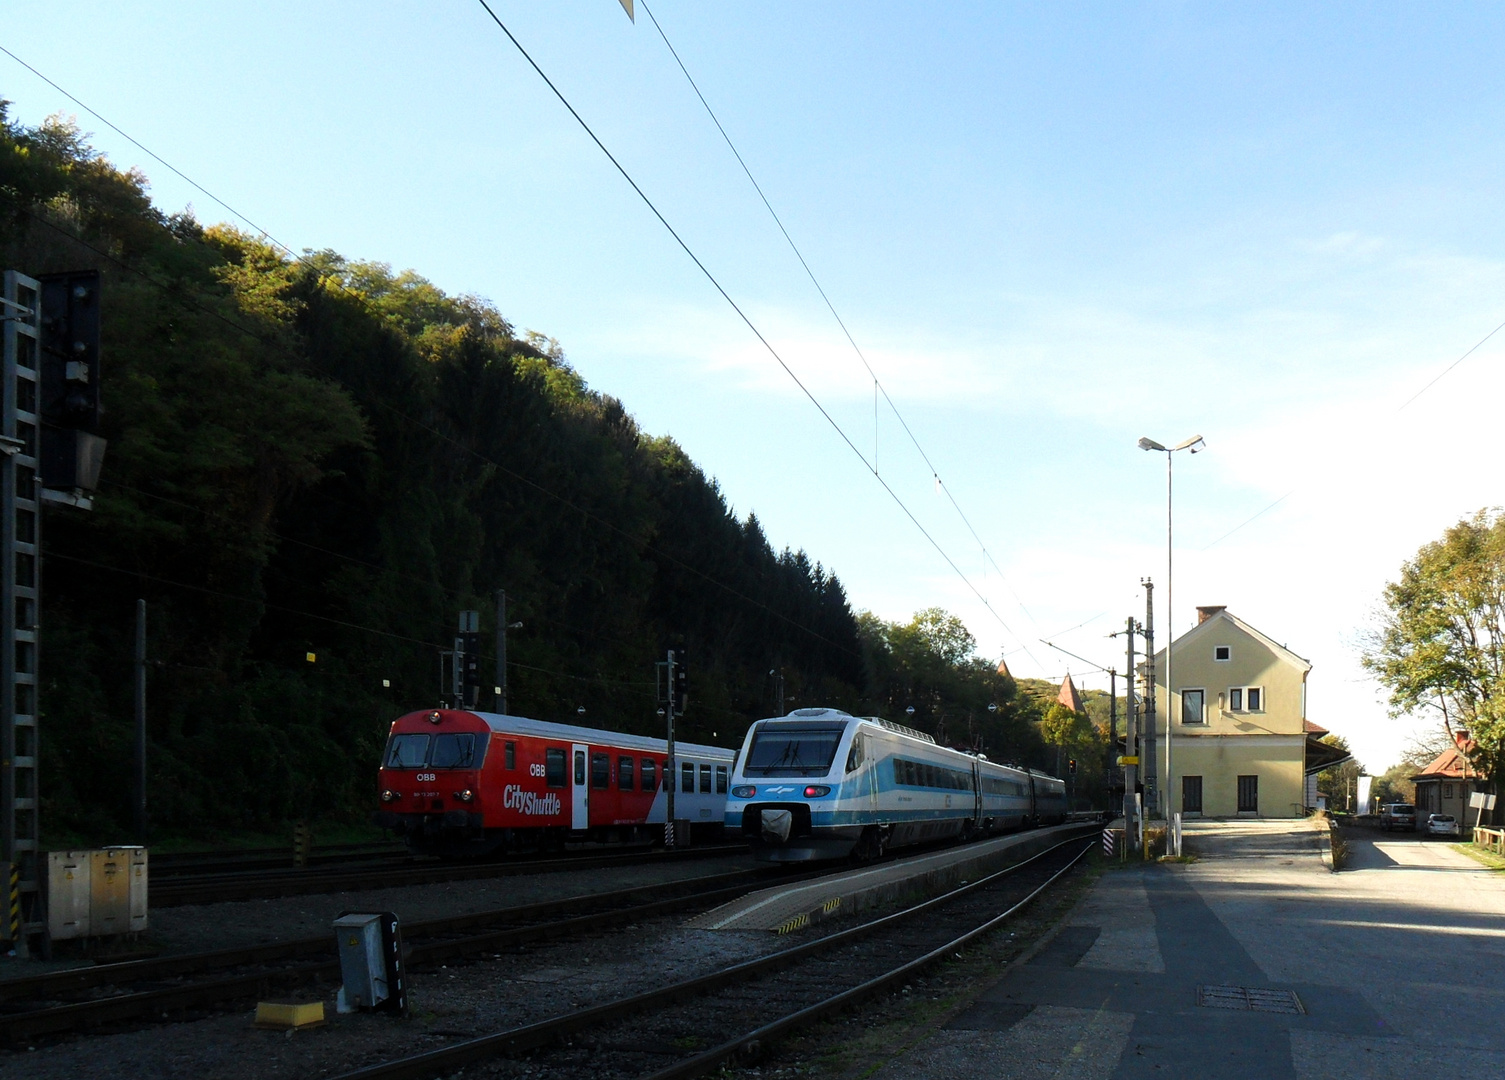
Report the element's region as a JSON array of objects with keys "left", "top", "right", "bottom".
[{"left": 760, "top": 808, "right": 793, "bottom": 843}]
